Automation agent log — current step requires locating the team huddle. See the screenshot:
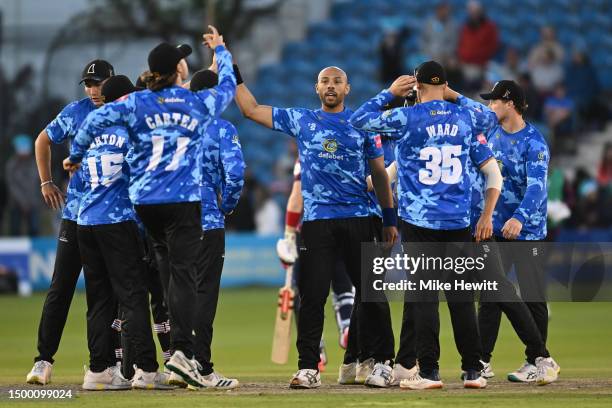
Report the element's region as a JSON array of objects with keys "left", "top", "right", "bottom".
[{"left": 25, "top": 24, "right": 559, "bottom": 391}]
